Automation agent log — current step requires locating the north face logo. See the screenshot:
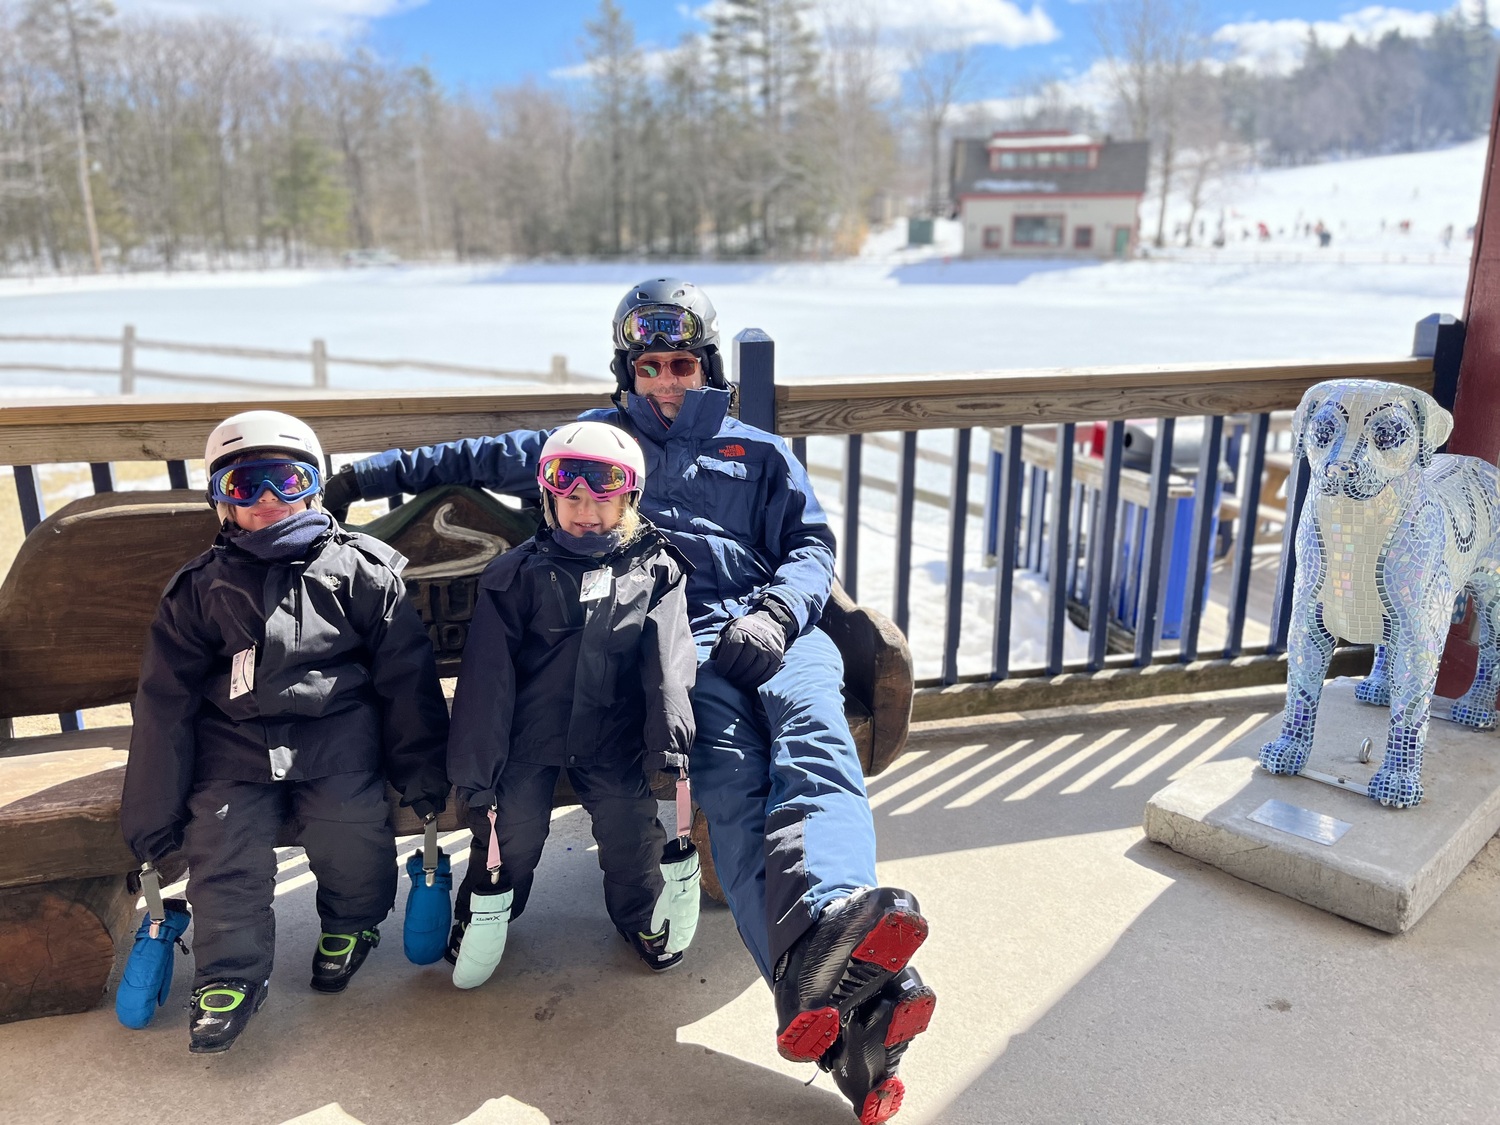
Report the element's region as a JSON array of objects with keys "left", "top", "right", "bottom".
[{"left": 719, "top": 444, "right": 746, "bottom": 458}]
